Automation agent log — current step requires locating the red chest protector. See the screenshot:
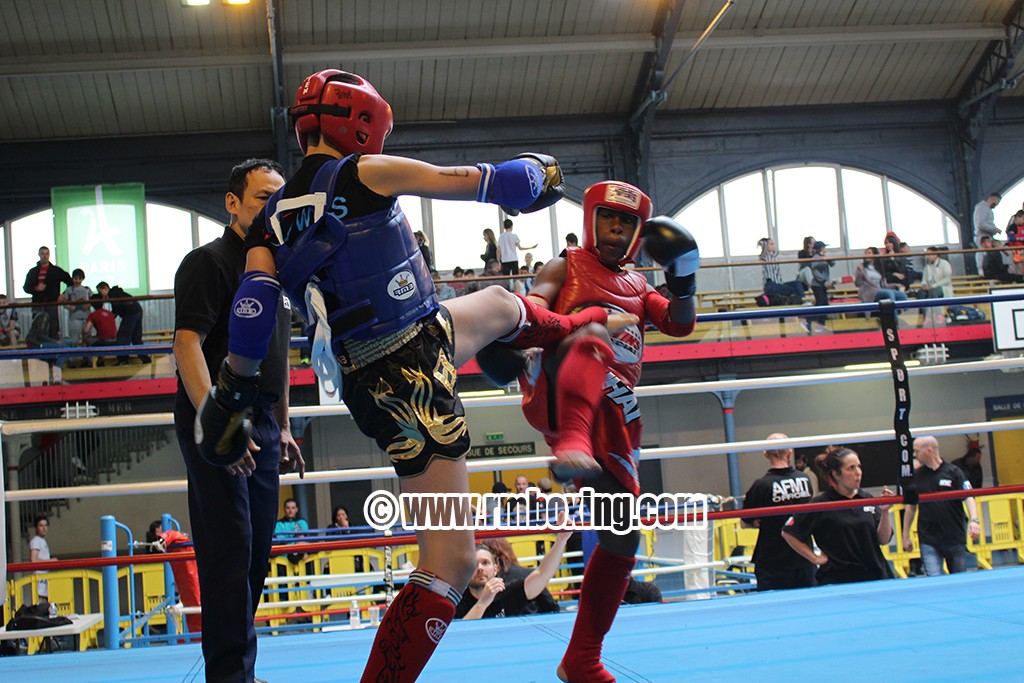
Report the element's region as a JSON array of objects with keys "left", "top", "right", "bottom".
[{"left": 554, "top": 249, "right": 648, "bottom": 387}]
